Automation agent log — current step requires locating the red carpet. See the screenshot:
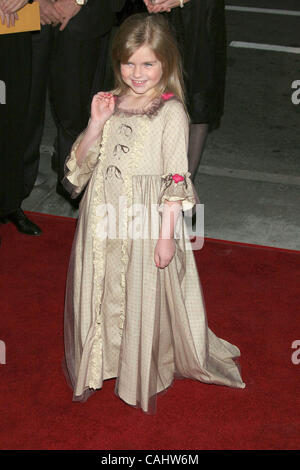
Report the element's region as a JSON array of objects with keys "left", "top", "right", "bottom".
[{"left": 0, "top": 211, "right": 300, "bottom": 450}]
